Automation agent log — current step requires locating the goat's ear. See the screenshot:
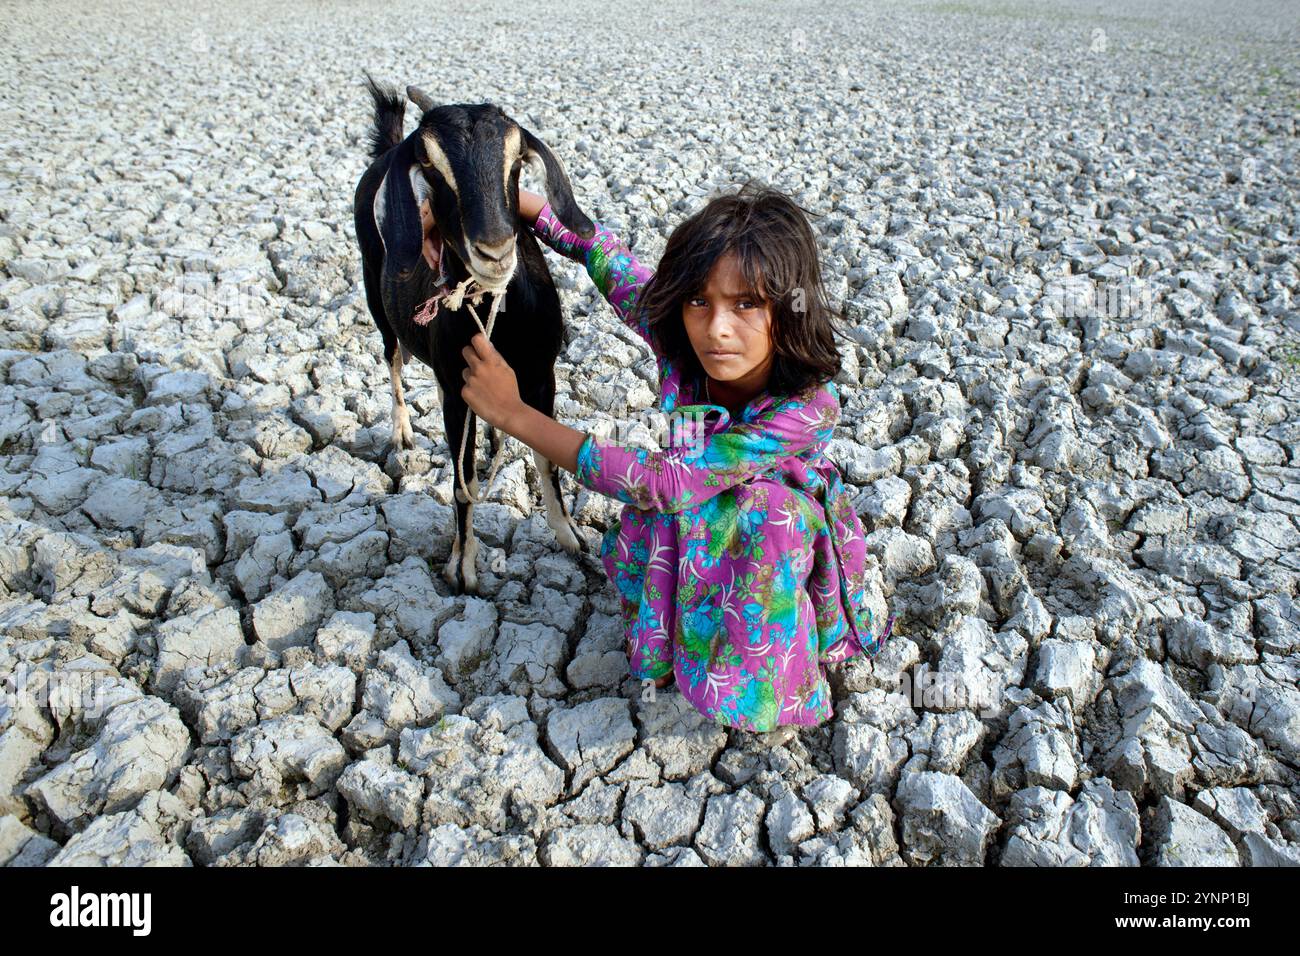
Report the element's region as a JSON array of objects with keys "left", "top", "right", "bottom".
[
  {"left": 378, "top": 138, "right": 427, "bottom": 282},
  {"left": 519, "top": 126, "right": 595, "bottom": 239},
  {"left": 406, "top": 85, "right": 435, "bottom": 114}
]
